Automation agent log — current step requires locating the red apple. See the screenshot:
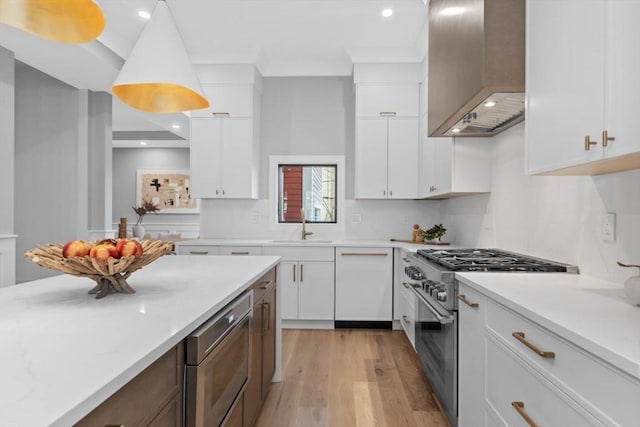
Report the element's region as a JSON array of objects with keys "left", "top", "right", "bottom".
[
  {"left": 116, "top": 239, "right": 143, "bottom": 258},
  {"left": 89, "top": 243, "right": 119, "bottom": 262},
  {"left": 62, "top": 240, "right": 92, "bottom": 258}
]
